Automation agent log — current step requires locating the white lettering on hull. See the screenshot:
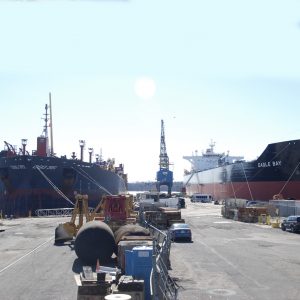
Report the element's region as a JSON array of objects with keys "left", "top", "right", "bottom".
[
  {"left": 10, "top": 165, "right": 26, "bottom": 170},
  {"left": 33, "top": 165, "right": 58, "bottom": 170},
  {"left": 258, "top": 161, "right": 282, "bottom": 168}
]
